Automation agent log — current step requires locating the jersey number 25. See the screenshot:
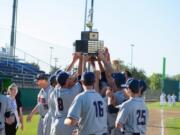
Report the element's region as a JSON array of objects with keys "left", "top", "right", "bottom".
[{"left": 136, "top": 110, "right": 146, "bottom": 125}]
